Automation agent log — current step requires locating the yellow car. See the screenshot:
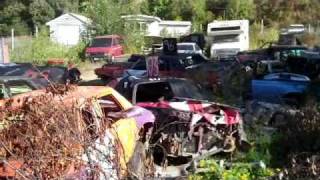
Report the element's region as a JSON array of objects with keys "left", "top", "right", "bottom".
[{"left": 0, "top": 86, "right": 144, "bottom": 179}]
